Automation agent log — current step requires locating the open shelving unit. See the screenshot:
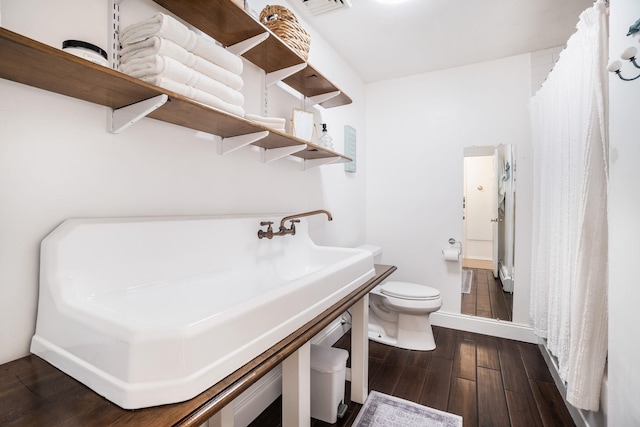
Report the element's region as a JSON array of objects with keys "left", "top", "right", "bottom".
[
  {"left": 153, "top": 0, "right": 353, "bottom": 109},
  {"left": 0, "top": 0, "right": 354, "bottom": 168}
]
